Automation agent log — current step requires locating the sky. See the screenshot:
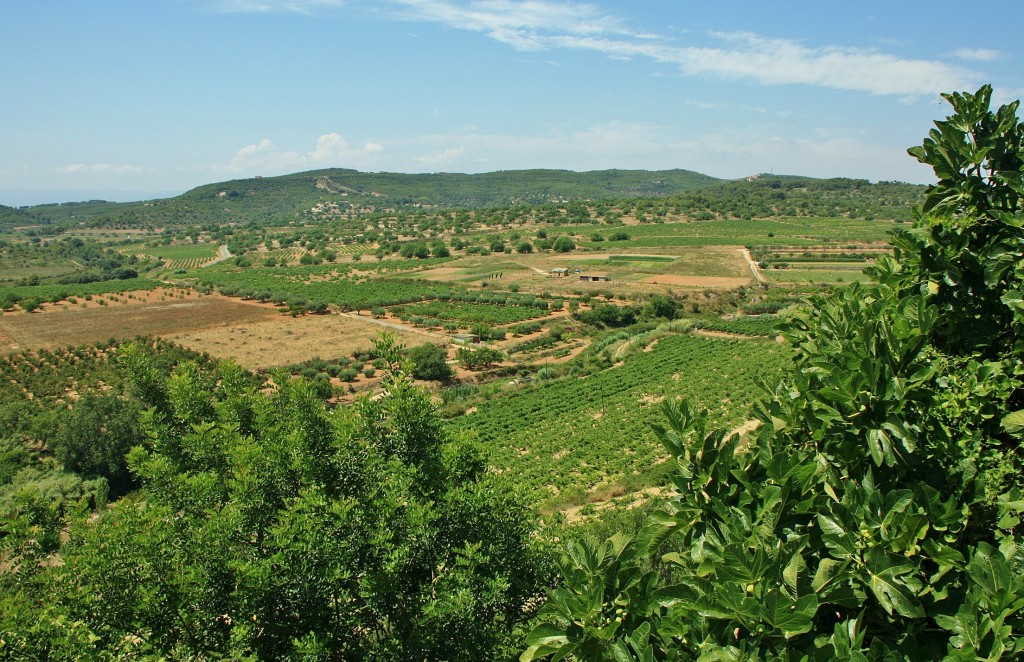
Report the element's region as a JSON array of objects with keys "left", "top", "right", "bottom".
[{"left": 2, "top": 0, "right": 1023, "bottom": 206}]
